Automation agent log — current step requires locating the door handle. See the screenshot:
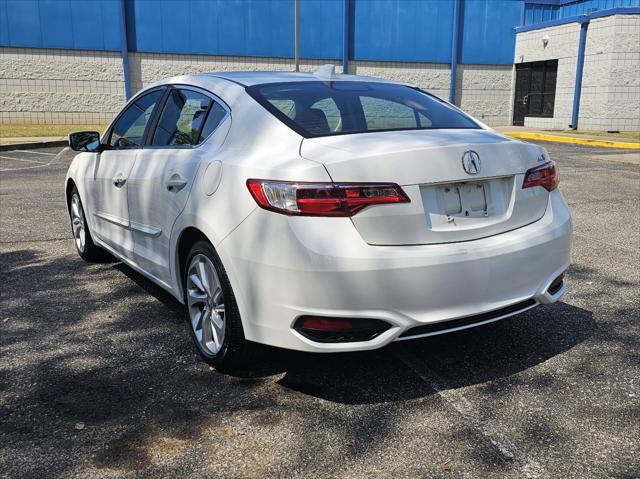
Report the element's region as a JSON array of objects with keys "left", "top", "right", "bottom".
[
  {"left": 166, "top": 174, "right": 188, "bottom": 192},
  {"left": 113, "top": 177, "right": 126, "bottom": 187},
  {"left": 523, "top": 94, "right": 529, "bottom": 105}
]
